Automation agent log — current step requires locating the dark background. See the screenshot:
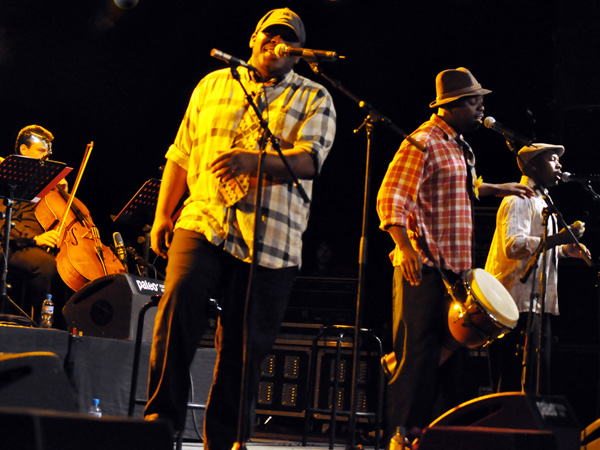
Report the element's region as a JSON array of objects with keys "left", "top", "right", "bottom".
[{"left": 2, "top": 0, "right": 600, "bottom": 427}]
